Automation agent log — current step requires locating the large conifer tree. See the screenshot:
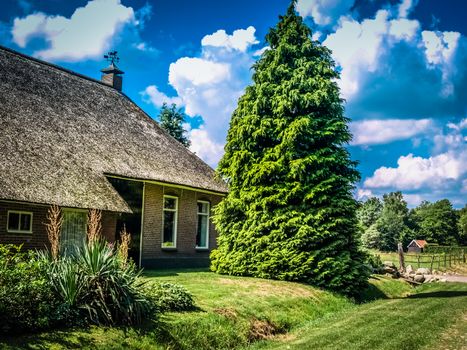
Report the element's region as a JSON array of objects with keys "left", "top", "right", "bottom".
[{"left": 211, "top": 2, "right": 369, "bottom": 295}]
